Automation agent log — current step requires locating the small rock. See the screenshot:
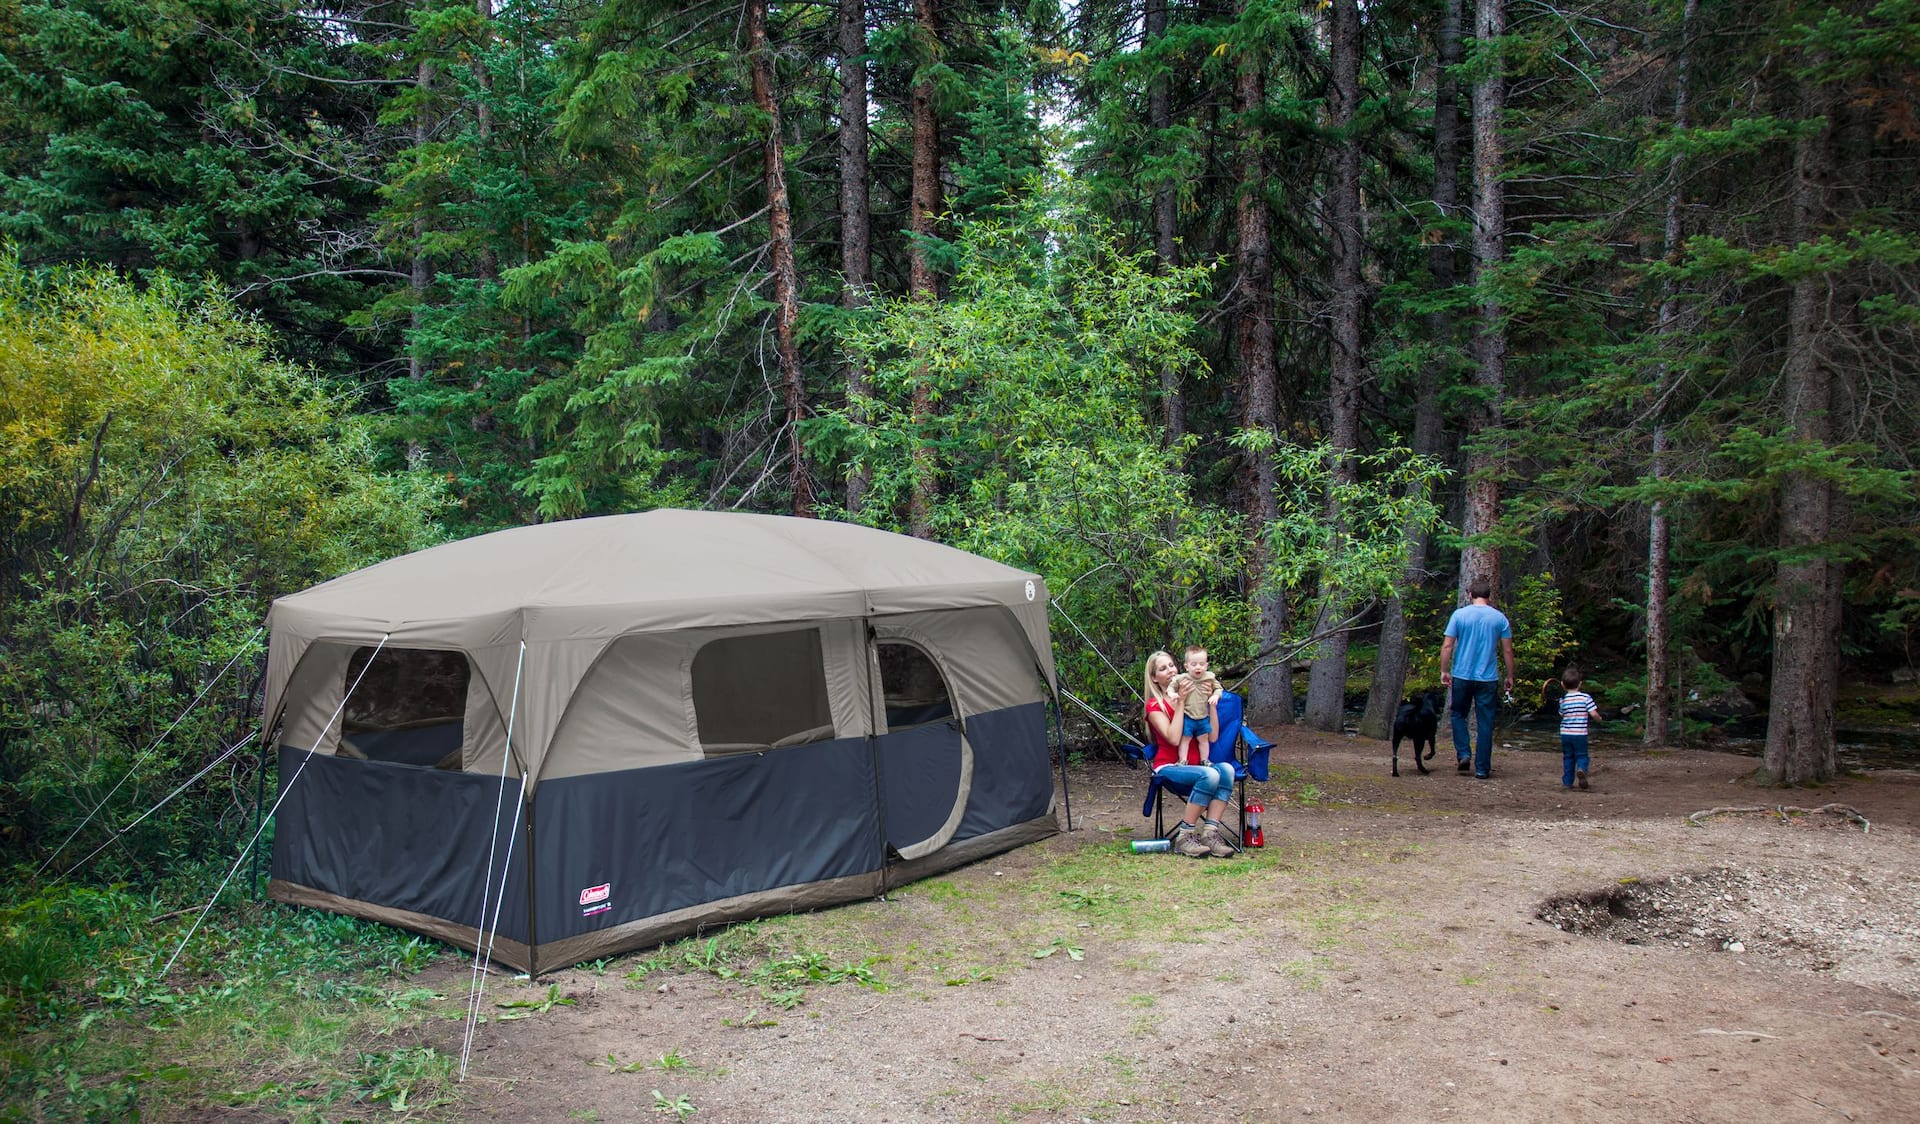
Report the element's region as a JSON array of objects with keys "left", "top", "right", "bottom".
[{"left": 1727, "top": 941, "right": 1746, "bottom": 953}]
